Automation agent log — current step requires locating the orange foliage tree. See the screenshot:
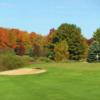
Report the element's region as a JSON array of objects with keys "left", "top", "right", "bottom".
[
  {"left": 11, "top": 29, "right": 23, "bottom": 45},
  {"left": 46, "top": 28, "right": 55, "bottom": 43},
  {"left": 0, "top": 27, "right": 8, "bottom": 49},
  {"left": 6, "top": 29, "right": 17, "bottom": 48},
  {"left": 30, "top": 32, "right": 44, "bottom": 45},
  {"left": 29, "top": 32, "right": 36, "bottom": 44}
]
